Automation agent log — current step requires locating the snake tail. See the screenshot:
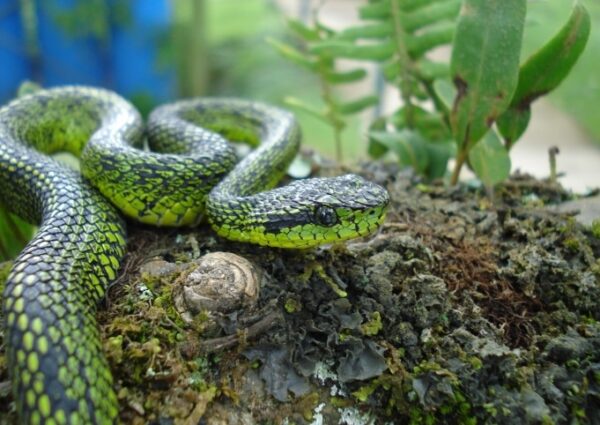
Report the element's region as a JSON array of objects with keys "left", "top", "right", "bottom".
[{"left": 0, "top": 88, "right": 132, "bottom": 423}]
